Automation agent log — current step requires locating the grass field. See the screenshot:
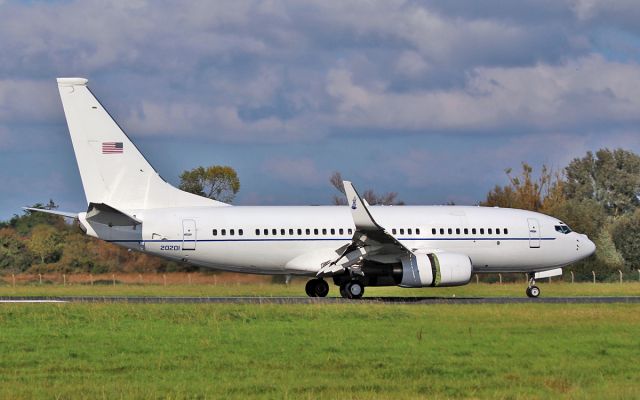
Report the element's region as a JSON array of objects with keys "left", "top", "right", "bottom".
[
  {"left": 0, "top": 303, "right": 639, "bottom": 399},
  {"left": 1, "top": 279, "right": 640, "bottom": 298}
]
